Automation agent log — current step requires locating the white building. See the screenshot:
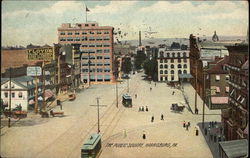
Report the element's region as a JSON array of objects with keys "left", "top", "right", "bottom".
[
  {"left": 157, "top": 48, "right": 190, "bottom": 82},
  {"left": 1, "top": 76, "right": 43, "bottom": 111}
]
